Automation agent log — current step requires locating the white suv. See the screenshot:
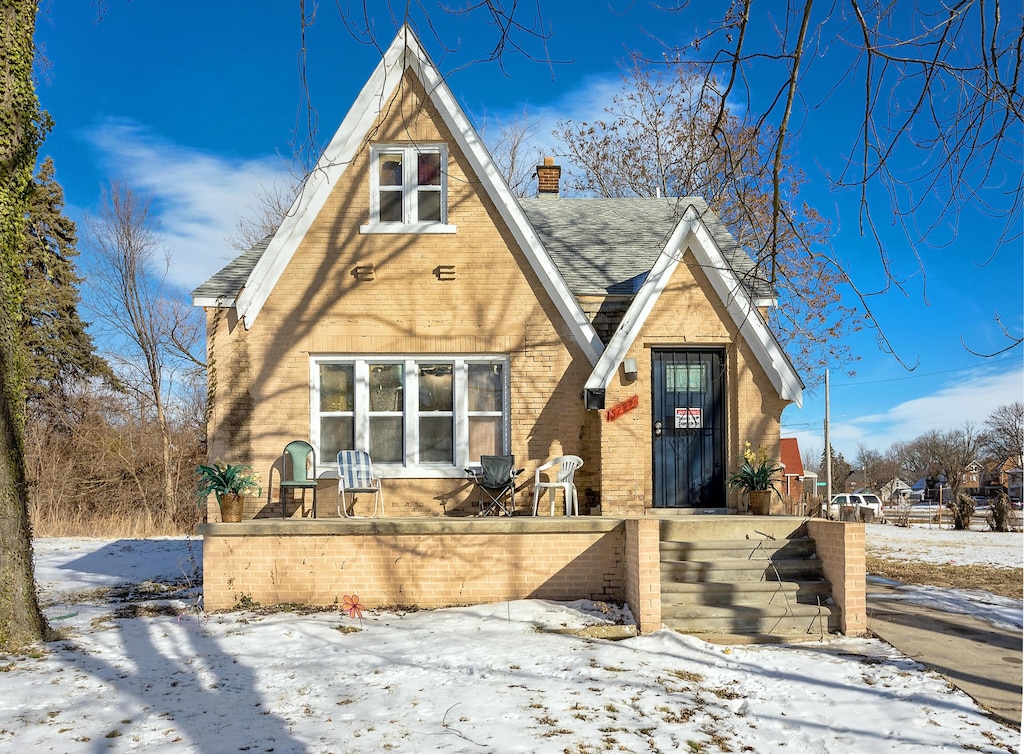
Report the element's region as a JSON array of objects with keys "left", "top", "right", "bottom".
[{"left": 827, "top": 493, "right": 884, "bottom": 521}]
